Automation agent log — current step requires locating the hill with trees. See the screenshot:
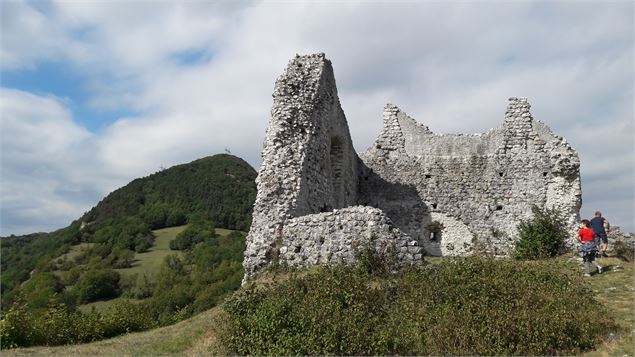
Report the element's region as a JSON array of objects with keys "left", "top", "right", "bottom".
[{"left": 1, "top": 154, "right": 256, "bottom": 313}]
